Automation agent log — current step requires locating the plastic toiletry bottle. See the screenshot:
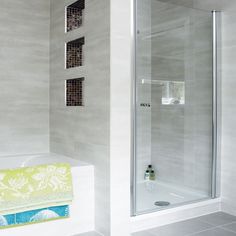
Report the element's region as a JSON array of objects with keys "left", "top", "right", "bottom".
[
  {"left": 148, "top": 165, "right": 153, "bottom": 172},
  {"left": 144, "top": 170, "right": 150, "bottom": 181}
]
